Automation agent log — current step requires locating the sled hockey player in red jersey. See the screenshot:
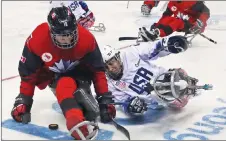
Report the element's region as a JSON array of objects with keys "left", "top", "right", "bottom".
[
  {"left": 101, "top": 36, "right": 212, "bottom": 116},
  {"left": 139, "top": 1, "right": 210, "bottom": 42},
  {"left": 141, "top": 0, "right": 160, "bottom": 15},
  {"left": 11, "top": 6, "right": 116, "bottom": 140}
]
